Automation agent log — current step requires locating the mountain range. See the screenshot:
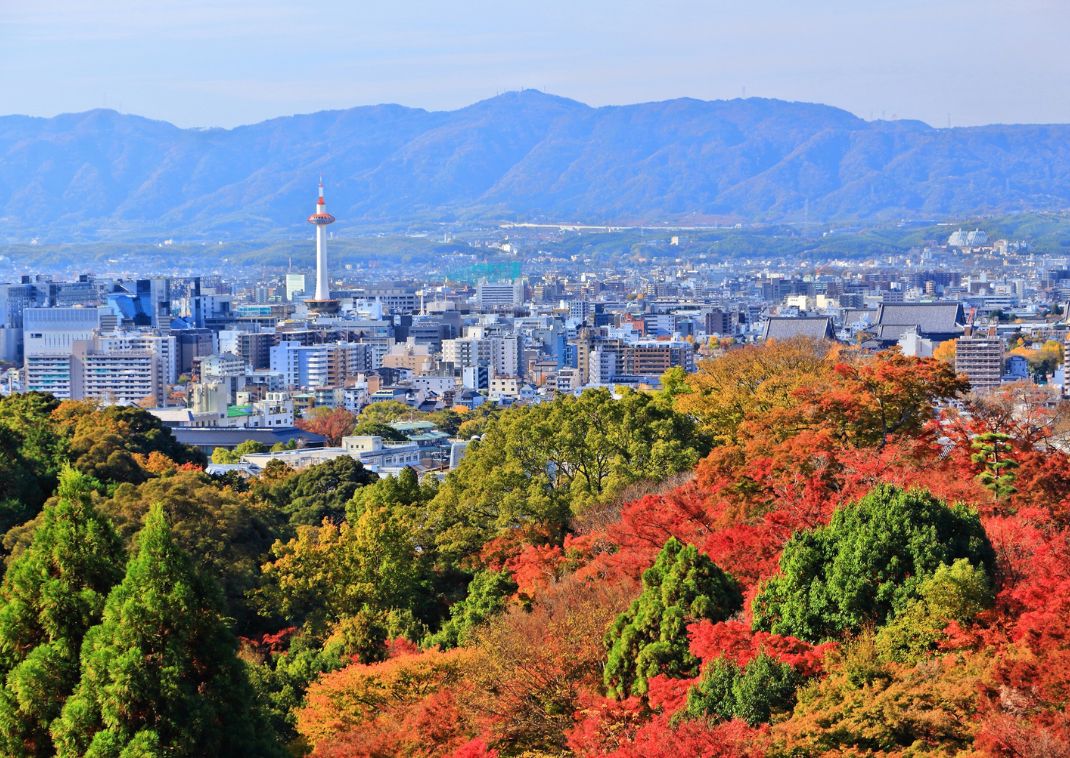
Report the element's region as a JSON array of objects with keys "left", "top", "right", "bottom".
[{"left": 2, "top": 90, "right": 1070, "bottom": 241}]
